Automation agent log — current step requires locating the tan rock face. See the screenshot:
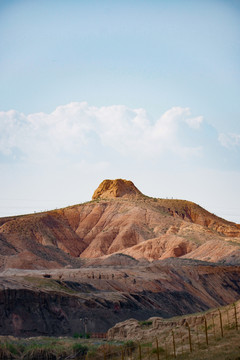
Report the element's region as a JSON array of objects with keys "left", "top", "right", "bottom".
[
  {"left": 118, "top": 235, "right": 198, "bottom": 261},
  {"left": 92, "top": 179, "right": 143, "bottom": 199}
]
